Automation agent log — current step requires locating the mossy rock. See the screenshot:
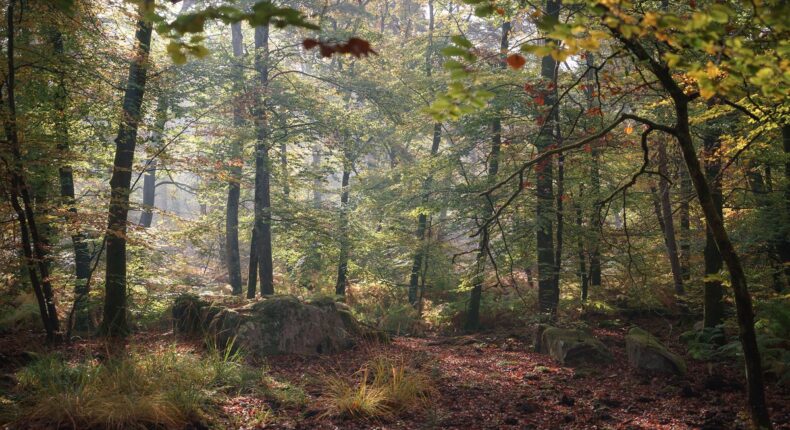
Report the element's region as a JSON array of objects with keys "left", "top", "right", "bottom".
[
  {"left": 538, "top": 326, "right": 613, "bottom": 366},
  {"left": 625, "top": 327, "right": 686, "bottom": 376},
  {"left": 207, "top": 295, "right": 369, "bottom": 356}
]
